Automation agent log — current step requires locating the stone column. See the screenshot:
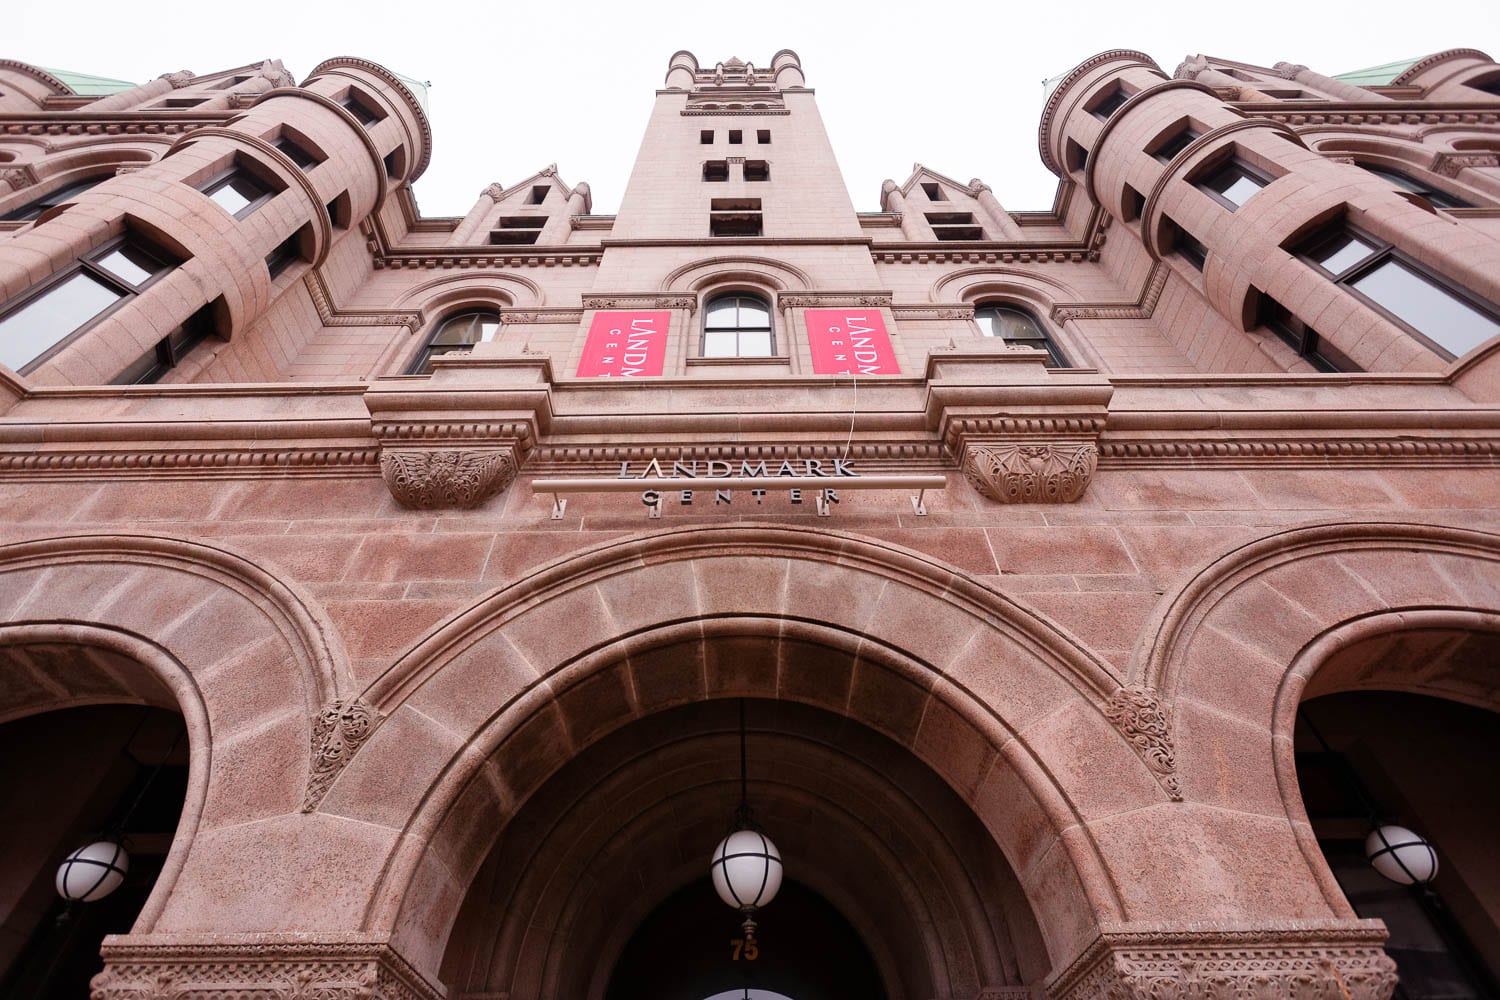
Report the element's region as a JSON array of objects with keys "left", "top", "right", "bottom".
[
  {"left": 566, "top": 181, "right": 591, "bottom": 218},
  {"left": 85, "top": 70, "right": 195, "bottom": 113},
  {"left": 971, "top": 179, "right": 1023, "bottom": 240},
  {"left": 1274, "top": 62, "right": 1390, "bottom": 102},
  {"left": 881, "top": 179, "right": 925, "bottom": 241},
  {"left": 452, "top": 183, "right": 504, "bottom": 244}
]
